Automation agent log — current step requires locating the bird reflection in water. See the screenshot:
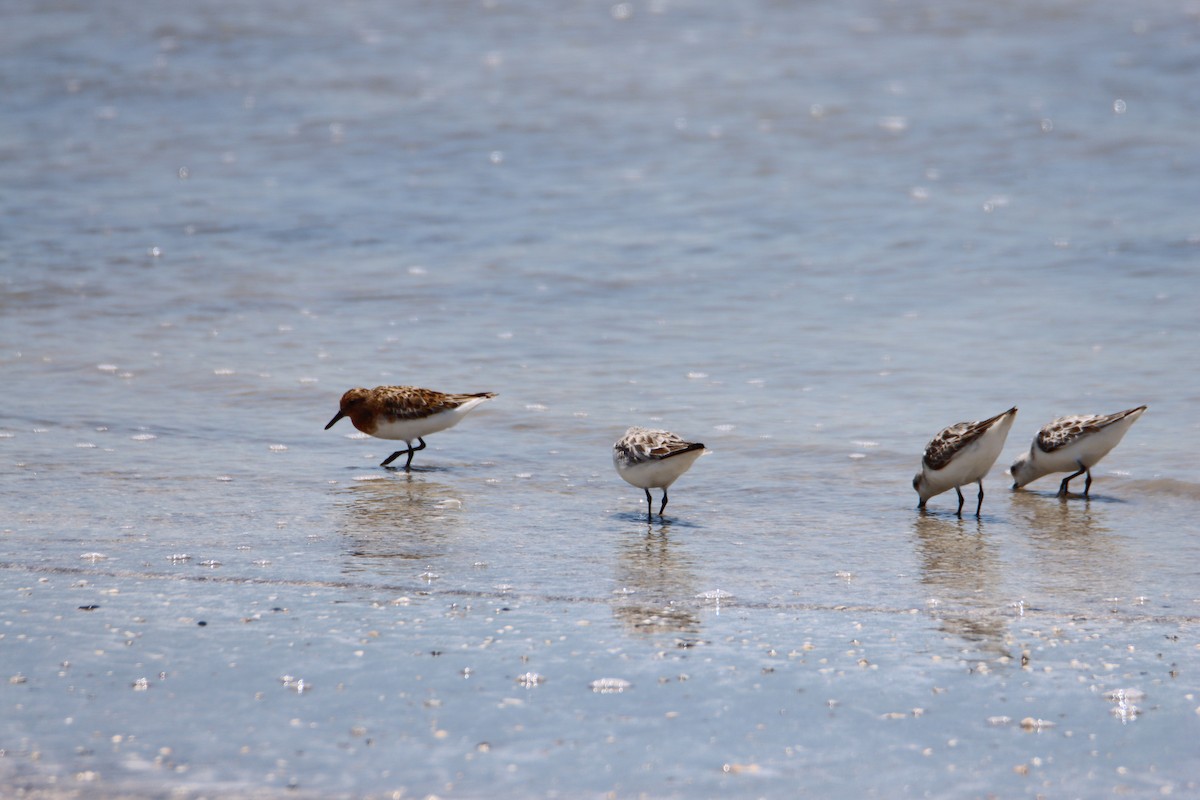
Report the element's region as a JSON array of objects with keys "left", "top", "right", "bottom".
[
  {"left": 336, "top": 475, "right": 463, "bottom": 574},
  {"left": 913, "top": 513, "right": 1009, "bottom": 654},
  {"left": 1009, "top": 489, "right": 1128, "bottom": 604},
  {"left": 611, "top": 520, "right": 702, "bottom": 638}
]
